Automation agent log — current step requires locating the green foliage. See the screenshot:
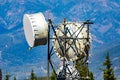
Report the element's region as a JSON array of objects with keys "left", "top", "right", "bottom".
[
  {"left": 89, "top": 71, "right": 94, "bottom": 80},
  {"left": 101, "top": 52, "right": 116, "bottom": 80},
  {"left": 75, "top": 59, "right": 94, "bottom": 80},
  {"left": 37, "top": 76, "right": 48, "bottom": 80},
  {"left": 5, "top": 71, "right": 10, "bottom": 80},
  {"left": 50, "top": 70, "right": 56, "bottom": 80},
  {"left": 14, "top": 76, "right": 17, "bottom": 80},
  {"left": 30, "top": 69, "right": 37, "bottom": 80}
]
